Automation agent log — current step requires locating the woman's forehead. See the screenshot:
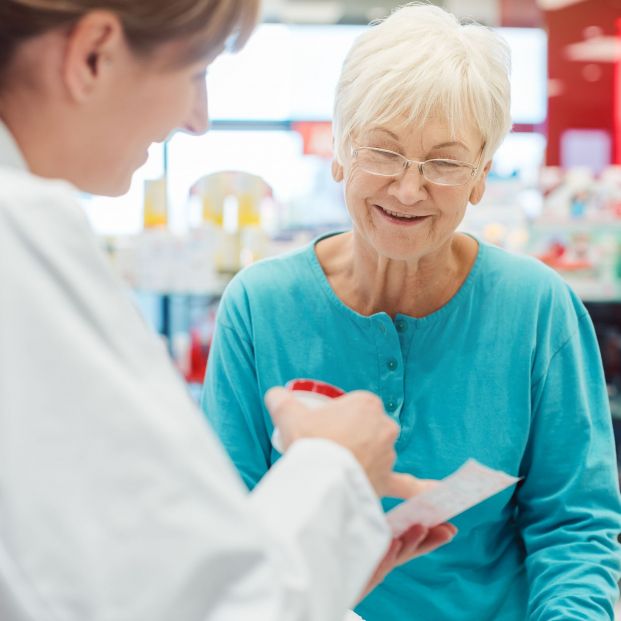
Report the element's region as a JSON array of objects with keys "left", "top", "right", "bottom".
[{"left": 356, "top": 117, "right": 482, "bottom": 153}]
